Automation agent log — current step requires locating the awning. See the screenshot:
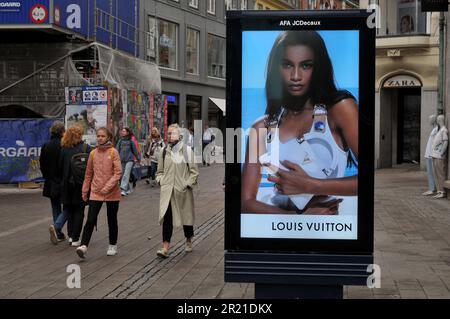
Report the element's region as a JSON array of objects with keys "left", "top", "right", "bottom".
[{"left": 209, "top": 97, "right": 226, "bottom": 116}]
